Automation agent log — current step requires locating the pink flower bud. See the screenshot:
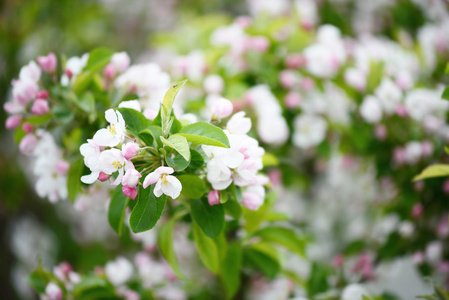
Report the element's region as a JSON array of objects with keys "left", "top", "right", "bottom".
[
  {"left": 242, "top": 186, "right": 265, "bottom": 210},
  {"left": 332, "top": 254, "right": 344, "bottom": 267},
  {"left": 207, "top": 190, "right": 220, "bottom": 206},
  {"left": 268, "top": 168, "right": 282, "bottom": 187},
  {"left": 300, "top": 77, "right": 314, "bottom": 92},
  {"left": 235, "top": 16, "right": 252, "bottom": 28},
  {"left": 22, "top": 122, "right": 33, "bottom": 133},
  {"left": 285, "top": 54, "right": 306, "bottom": 69},
  {"left": 98, "top": 172, "right": 111, "bottom": 182},
  {"left": 393, "top": 147, "right": 406, "bottom": 165},
  {"left": 125, "top": 290, "right": 140, "bottom": 300},
  {"left": 122, "top": 142, "right": 140, "bottom": 160},
  {"left": 396, "top": 104, "right": 408, "bottom": 117},
  {"left": 284, "top": 92, "right": 301, "bottom": 108},
  {"left": 374, "top": 124, "right": 387, "bottom": 141},
  {"left": 31, "top": 99, "right": 49, "bottom": 115},
  {"left": 37, "top": 52, "right": 57, "bottom": 73},
  {"left": 56, "top": 161, "right": 70, "bottom": 175},
  {"left": 122, "top": 185, "right": 138, "bottom": 200},
  {"left": 12, "top": 79, "right": 38, "bottom": 105},
  {"left": 279, "top": 70, "right": 297, "bottom": 89},
  {"left": 122, "top": 168, "right": 142, "bottom": 188},
  {"left": 249, "top": 36, "right": 270, "bottom": 52},
  {"left": 111, "top": 52, "right": 130, "bottom": 73},
  {"left": 5, "top": 115, "right": 22, "bottom": 130},
  {"left": 211, "top": 98, "right": 233, "bottom": 119},
  {"left": 443, "top": 179, "right": 449, "bottom": 194},
  {"left": 45, "top": 282, "right": 62, "bottom": 300},
  {"left": 421, "top": 141, "right": 434, "bottom": 157},
  {"left": 36, "top": 89, "right": 49, "bottom": 99},
  {"left": 412, "top": 251, "right": 425, "bottom": 265},
  {"left": 65, "top": 69, "right": 73, "bottom": 79},
  {"left": 19, "top": 134, "right": 37, "bottom": 155},
  {"left": 411, "top": 203, "right": 424, "bottom": 219},
  {"left": 4, "top": 101, "right": 23, "bottom": 114},
  {"left": 103, "top": 63, "right": 116, "bottom": 80}
]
